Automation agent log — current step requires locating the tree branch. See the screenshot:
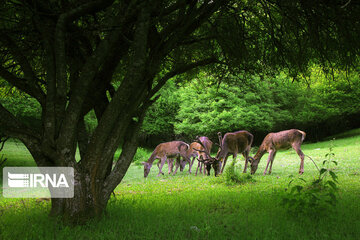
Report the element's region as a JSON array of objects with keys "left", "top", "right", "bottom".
[
  {"left": 0, "top": 103, "right": 40, "bottom": 140},
  {"left": 53, "top": 0, "right": 116, "bottom": 133},
  {"left": 150, "top": 57, "right": 218, "bottom": 98},
  {"left": 0, "top": 65, "right": 45, "bottom": 105},
  {"left": 0, "top": 33, "right": 41, "bottom": 84},
  {"left": 56, "top": 1, "right": 139, "bottom": 152}
]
